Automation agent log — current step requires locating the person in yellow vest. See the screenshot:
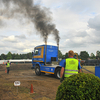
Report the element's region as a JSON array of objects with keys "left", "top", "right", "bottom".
[
  {"left": 60, "top": 50, "right": 82, "bottom": 82},
  {"left": 6, "top": 60, "right": 11, "bottom": 74}
]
